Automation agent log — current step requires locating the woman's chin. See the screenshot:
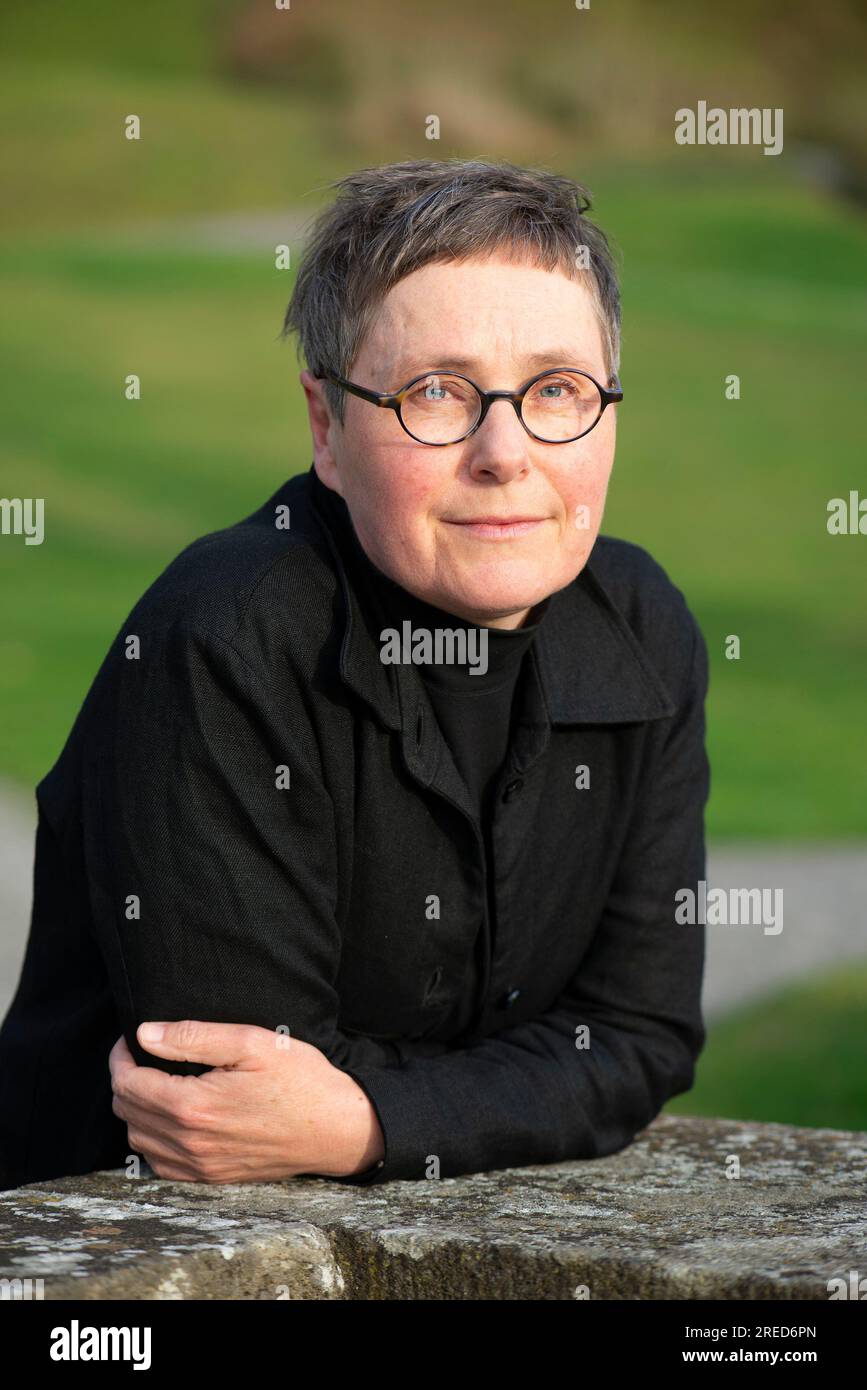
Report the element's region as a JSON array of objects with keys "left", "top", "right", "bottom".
[{"left": 437, "top": 586, "right": 548, "bottom": 627}]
